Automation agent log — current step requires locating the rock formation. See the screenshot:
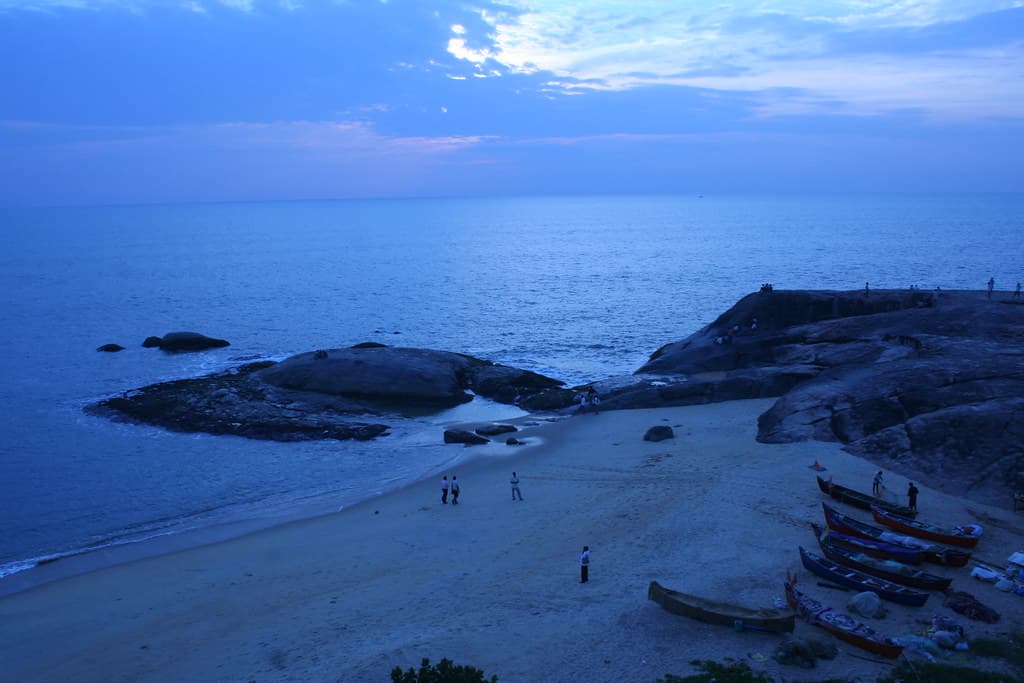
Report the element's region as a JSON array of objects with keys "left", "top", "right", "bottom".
[
  {"left": 97, "top": 343, "right": 125, "bottom": 352},
  {"left": 601, "top": 289, "right": 1024, "bottom": 507},
  {"left": 88, "top": 344, "right": 563, "bottom": 443},
  {"left": 143, "top": 332, "right": 230, "bottom": 352}
]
